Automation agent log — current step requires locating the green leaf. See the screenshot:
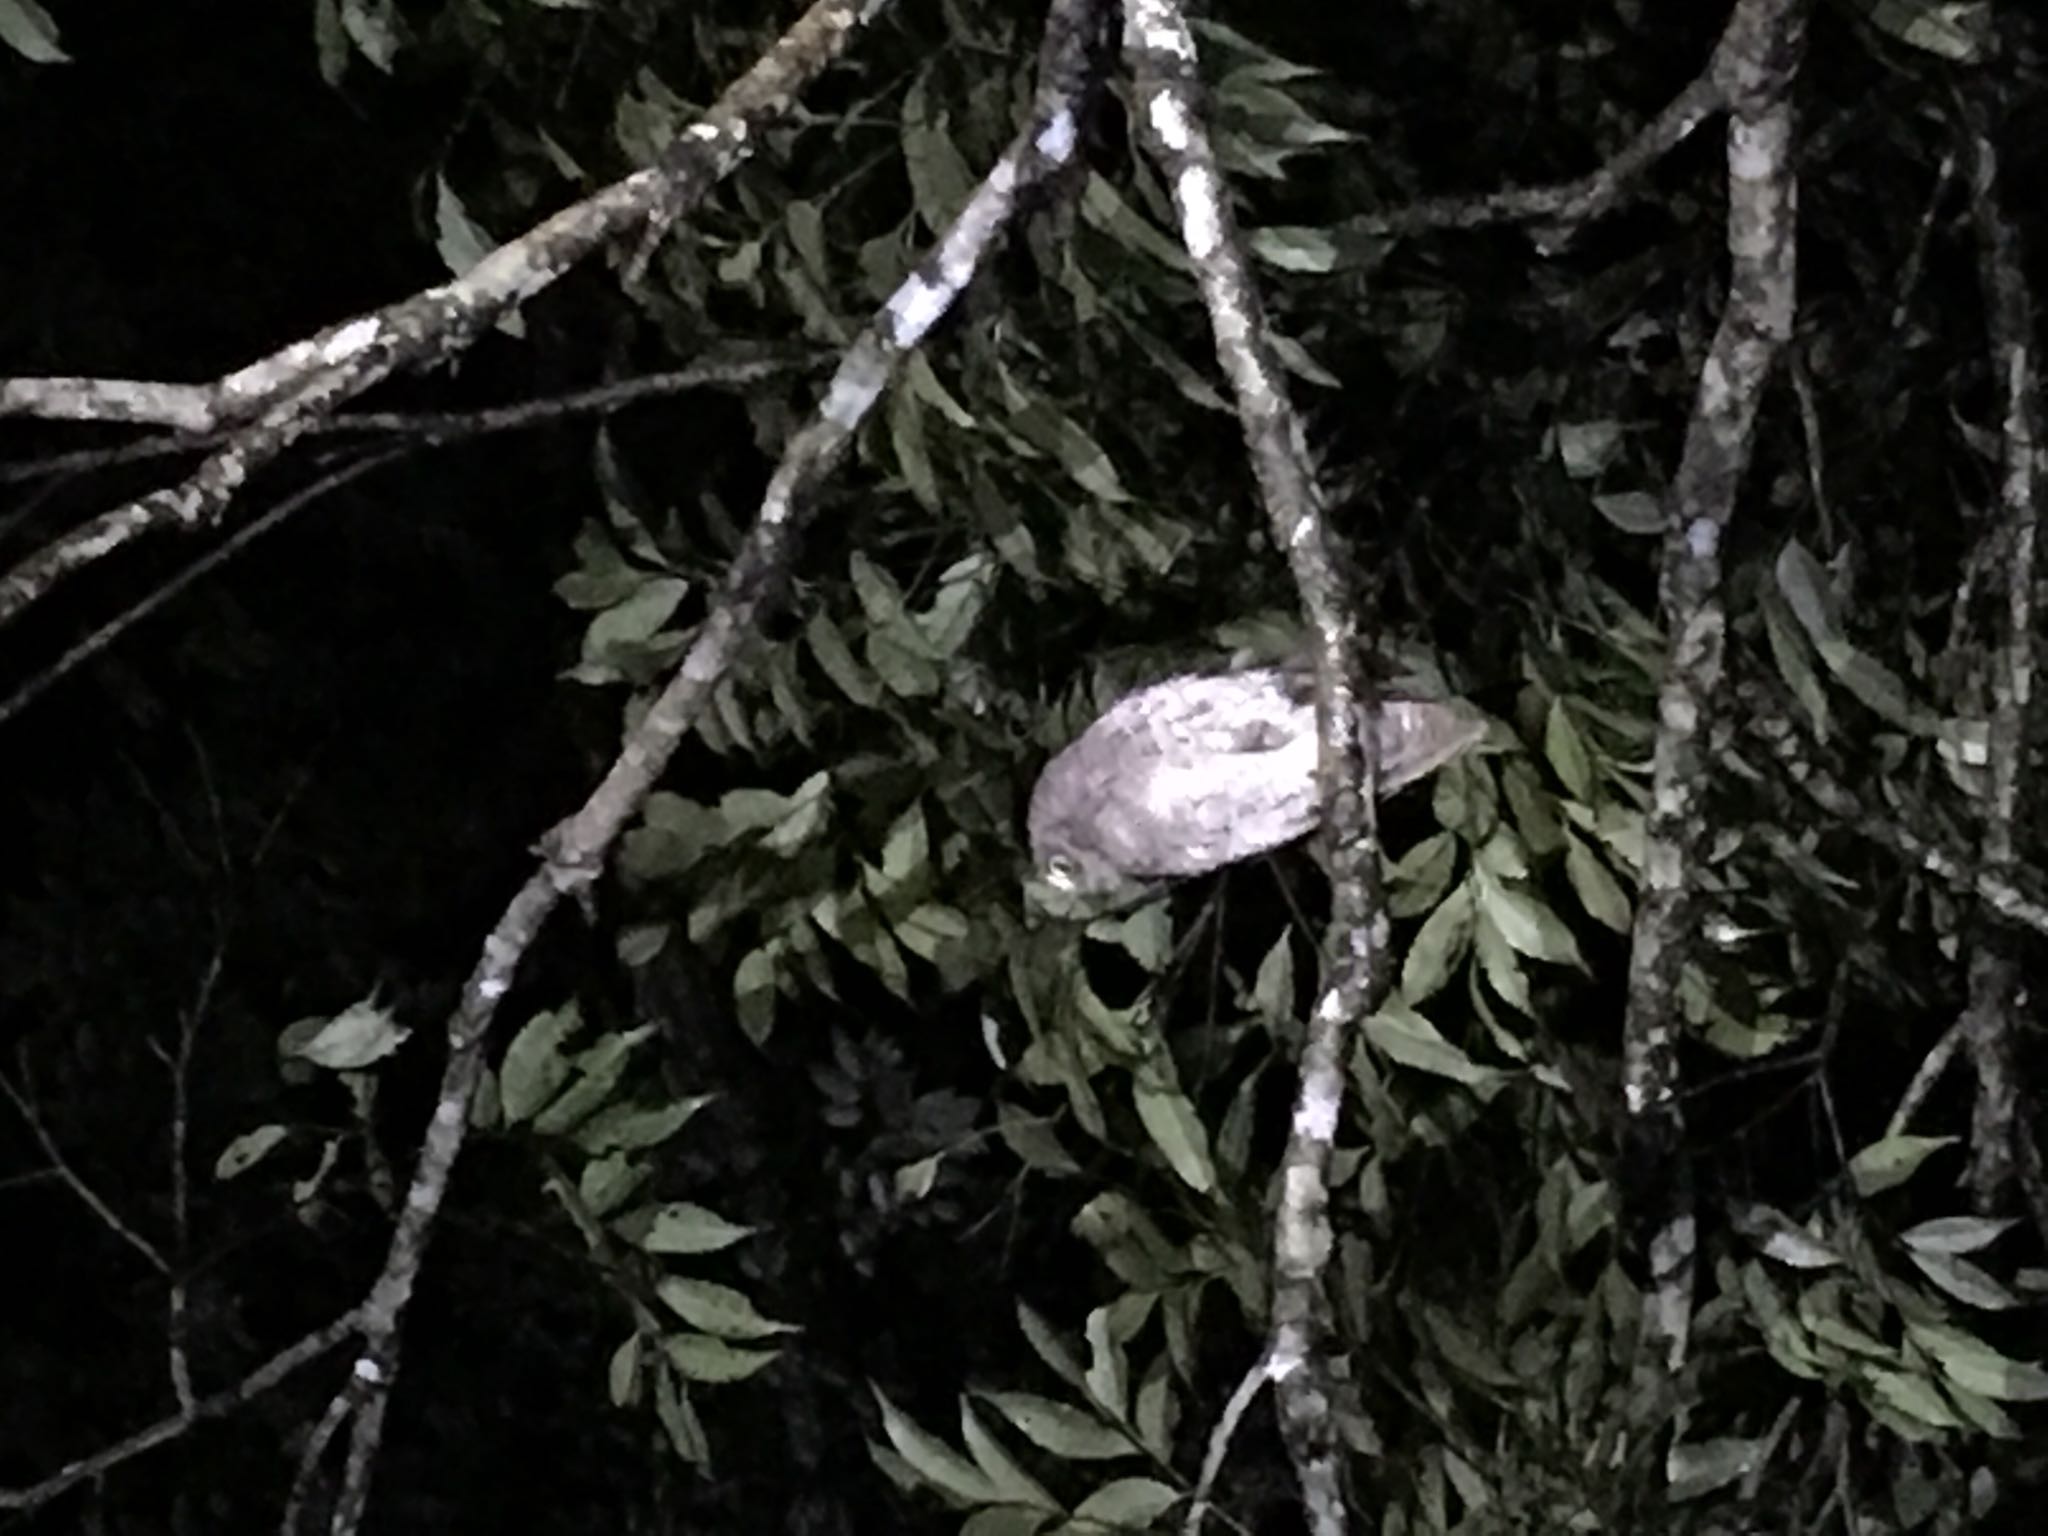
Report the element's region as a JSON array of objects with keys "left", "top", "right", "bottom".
[
  {"left": 869, "top": 625, "right": 945, "bottom": 697},
  {"left": 1362, "top": 1000, "right": 1500, "bottom": 1086},
  {"left": 1555, "top": 419, "right": 1622, "bottom": 479},
  {"left": 982, "top": 1392, "right": 1137, "bottom": 1461},
  {"left": 499, "top": 1004, "right": 582, "bottom": 1124},
  {"left": 584, "top": 577, "right": 689, "bottom": 660},
  {"left": 782, "top": 196, "right": 830, "bottom": 286},
  {"left": 1401, "top": 879, "right": 1475, "bottom": 1004},
  {"left": 960, "top": 1402, "right": 1059, "bottom": 1510},
  {"left": 215, "top": 1125, "right": 288, "bottom": 1180},
  {"left": 1762, "top": 589, "right": 1830, "bottom": 736},
  {"left": 997, "top": 1104, "right": 1081, "bottom": 1175},
  {"left": 1072, "top": 1477, "right": 1182, "bottom": 1527},
  {"left": 1774, "top": 538, "right": 1842, "bottom": 645},
  {"left": 717, "top": 786, "right": 795, "bottom": 835},
  {"left": 1082, "top": 1306, "right": 1130, "bottom": 1417},
  {"left": 287, "top": 997, "right": 409, "bottom": 1071},
  {"left": 661, "top": 1332, "right": 780, "bottom": 1384},
  {"left": 879, "top": 801, "right": 930, "bottom": 886},
  {"left": 1847, "top": 1134, "right": 1957, "bottom": 1197},
  {"left": 1476, "top": 871, "right": 1584, "bottom": 967},
  {"left": 1421, "top": 1306, "right": 1519, "bottom": 1390},
  {"left": 655, "top": 1277, "right": 798, "bottom": 1340},
  {"left": 1905, "top": 1320, "right": 2048, "bottom": 1401},
  {"left": 1591, "top": 489, "right": 1664, "bottom": 535},
  {"left": 1543, "top": 699, "right": 1594, "bottom": 799},
  {"left": 734, "top": 945, "right": 780, "bottom": 1045},
  {"left": 889, "top": 384, "right": 942, "bottom": 511},
  {"left": 1666, "top": 1437, "right": 1763, "bottom": 1502},
  {"left": 1251, "top": 930, "right": 1296, "bottom": 1020},
  {"left": 1472, "top": 915, "right": 1530, "bottom": 1013},
  {"left": 623, "top": 1200, "right": 755, "bottom": 1256},
  {"left": 1741, "top": 1262, "right": 1826, "bottom": 1380},
  {"left": 1829, "top": 646, "right": 1930, "bottom": 733},
  {"left": 901, "top": 73, "right": 976, "bottom": 232},
  {"left": 1907, "top": 1250, "right": 2020, "bottom": 1311},
  {"left": 1248, "top": 225, "right": 1338, "bottom": 272},
  {"left": 1731, "top": 1203, "right": 1841, "bottom": 1270},
  {"left": 0, "top": 0, "right": 69, "bottom": 63},
  {"left": 1006, "top": 398, "right": 1130, "bottom": 503},
  {"left": 1563, "top": 833, "right": 1632, "bottom": 932},
  {"left": 1088, "top": 903, "right": 1173, "bottom": 973},
  {"left": 897, "top": 903, "right": 971, "bottom": 963},
  {"left": 1386, "top": 829, "right": 1459, "bottom": 917},
  {"left": 1500, "top": 760, "right": 1566, "bottom": 857},
  {"left": 760, "top": 771, "right": 831, "bottom": 856},
  {"left": 1432, "top": 753, "right": 1499, "bottom": 841},
  {"left": 1943, "top": 1378, "right": 2019, "bottom": 1438},
  {"left": 653, "top": 1362, "right": 709, "bottom": 1466},
  {"left": 807, "top": 611, "right": 882, "bottom": 705},
  {"left": 1017, "top": 1304, "right": 1088, "bottom": 1391},
  {"left": 1867, "top": 0, "right": 1987, "bottom": 62},
  {"left": 607, "top": 1333, "right": 642, "bottom": 1408},
  {"left": 873, "top": 1388, "right": 1002, "bottom": 1504},
  {"left": 1474, "top": 826, "right": 1529, "bottom": 881},
  {"left": 849, "top": 551, "right": 910, "bottom": 629},
  {"left": 960, "top": 1508, "right": 1055, "bottom": 1536},
  {"left": 1079, "top": 173, "right": 1190, "bottom": 271},
  {"left": 533, "top": 1028, "right": 653, "bottom": 1137},
  {"left": 578, "top": 1152, "right": 651, "bottom": 1218},
  {"left": 895, "top": 1154, "right": 941, "bottom": 1202},
  {"left": 573, "top": 1094, "right": 714, "bottom": 1155},
  {"left": 1133, "top": 1080, "right": 1216, "bottom": 1194},
  {"left": 918, "top": 554, "right": 992, "bottom": 655},
  {"left": 1133, "top": 1364, "right": 1176, "bottom": 1461},
  {"left": 1900, "top": 1215, "right": 2015, "bottom": 1255},
  {"left": 1868, "top": 1368, "right": 1964, "bottom": 1430}
]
